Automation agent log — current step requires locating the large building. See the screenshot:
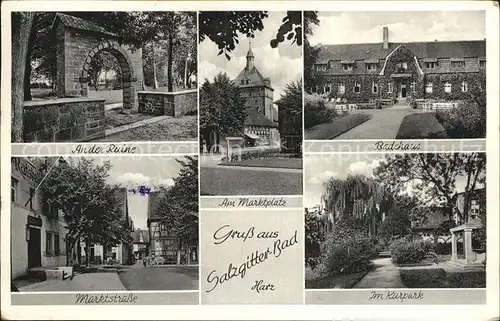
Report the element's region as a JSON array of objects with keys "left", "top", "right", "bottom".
[
  {"left": 309, "top": 27, "right": 486, "bottom": 104},
  {"left": 11, "top": 157, "right": 68, "bottom": 279},
  {"left": 147, "top": 190, "right": 198, "bottom": 265},
  {"left": 234, "top": 44, "right": 280, "bottom": 146}
]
